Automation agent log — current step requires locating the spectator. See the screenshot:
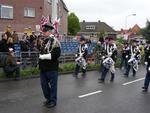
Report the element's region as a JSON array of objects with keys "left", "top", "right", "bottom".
[
  {"left": 20, "top": 34, "right": 30, "bottom": 51},
  {"left": 37, "top": 32, "right": 44, "bottom": 50},
  {"left": 12, "top": 31, "right": 19, "bottom": 43},
  {"left": 7, "top": 37, "right": 14, "bottom": 50},
  {"left": 30, "top": 31, "right": 37, "bottom": 44},
  {"left": 0, "top": 33, "right": 8, "bottom": 52},
  {"left": 3, "top": 48, "right": 21, "bottom": 80},
  {"left": 20, "top": 33, "right": 30, "bottom": 69},
  {"left": 5, "top": 25, "right": 12, "bottom": 38}
]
